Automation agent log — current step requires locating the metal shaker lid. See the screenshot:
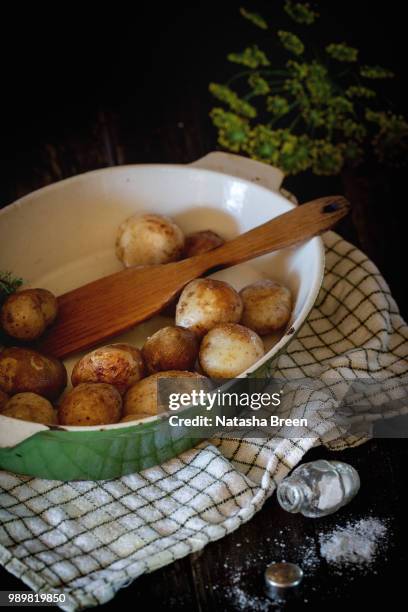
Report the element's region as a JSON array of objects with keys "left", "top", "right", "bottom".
[{"left": 264, "top": 561, "right": 303, "bottom": 599}]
